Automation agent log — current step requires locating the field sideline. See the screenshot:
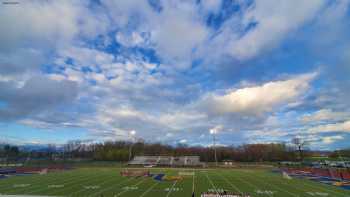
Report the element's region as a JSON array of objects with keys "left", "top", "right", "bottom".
[{"left": 0, "top": 167, "right": 349, "bottom": 197}]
